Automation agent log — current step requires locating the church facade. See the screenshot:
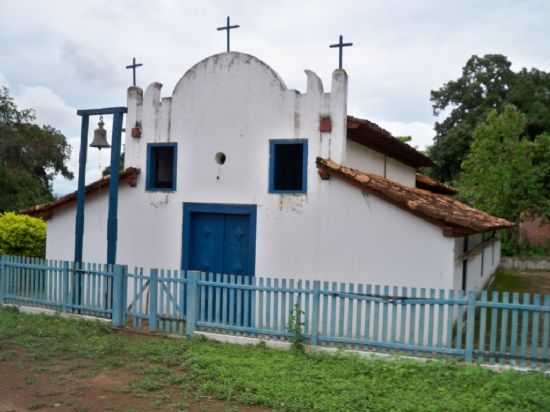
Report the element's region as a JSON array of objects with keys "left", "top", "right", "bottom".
[{"left": 26, "top": 52, "right": 512, "bottom": 292}]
